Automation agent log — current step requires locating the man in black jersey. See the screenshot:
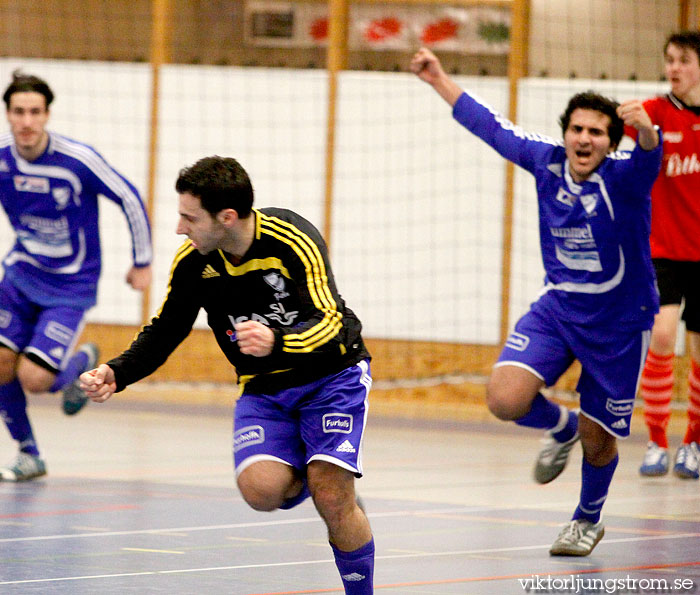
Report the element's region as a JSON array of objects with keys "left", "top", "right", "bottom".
[{"left": 79, "top": 156, "right": 375, "bottom": 594}]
